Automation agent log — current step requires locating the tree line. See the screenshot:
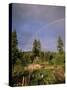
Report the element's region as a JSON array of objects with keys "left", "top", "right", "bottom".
[{"left": 12, "top": 30, "right": 64, "bottom": 68}]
